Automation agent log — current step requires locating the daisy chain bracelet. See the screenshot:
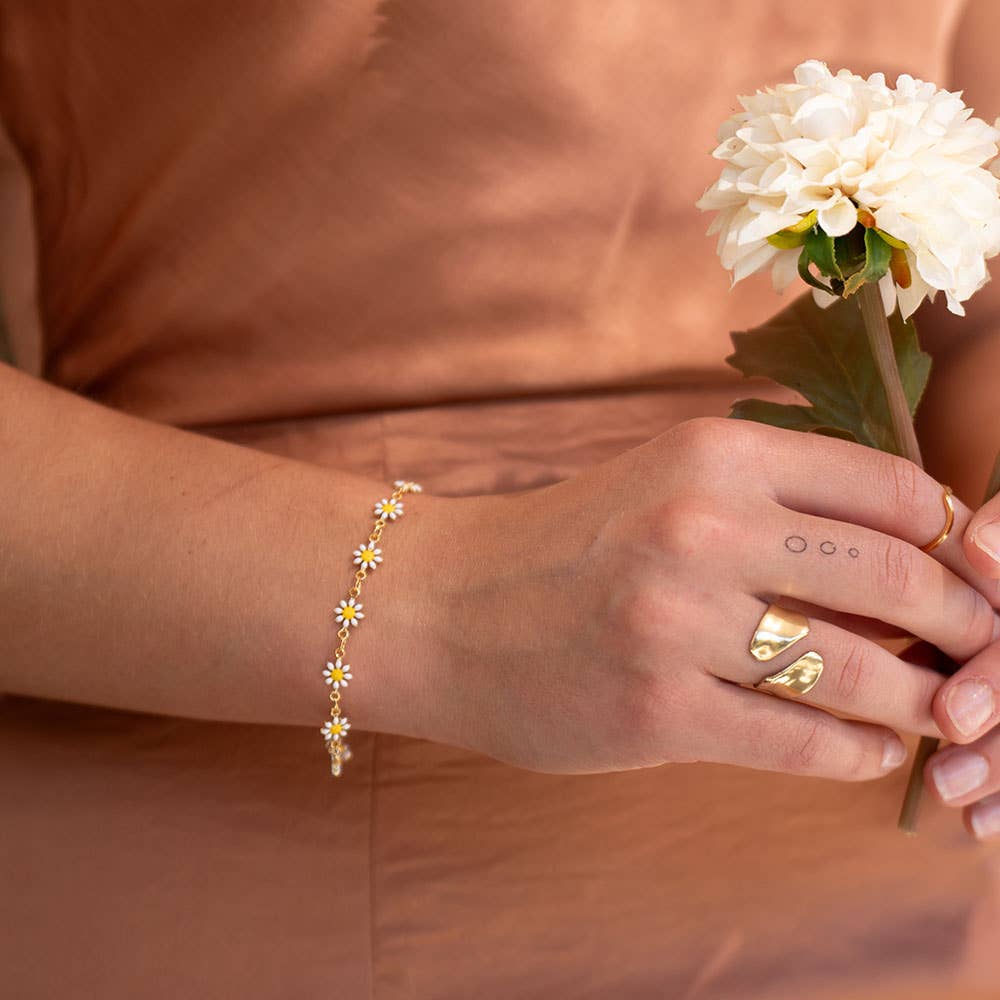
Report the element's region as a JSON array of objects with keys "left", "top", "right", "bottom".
[{"left": 321, "top": 479, "right": 422, "bottom": 776}]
